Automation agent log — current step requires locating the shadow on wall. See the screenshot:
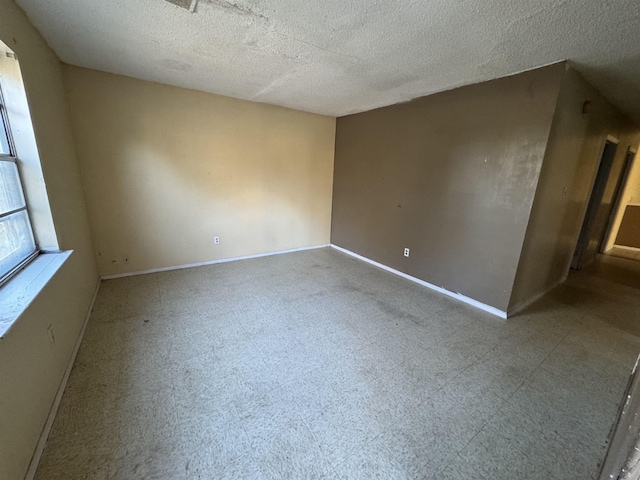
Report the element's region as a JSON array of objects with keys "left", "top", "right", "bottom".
[{"left": 331, "top": 64, "right": 565, "bottom": 313}]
